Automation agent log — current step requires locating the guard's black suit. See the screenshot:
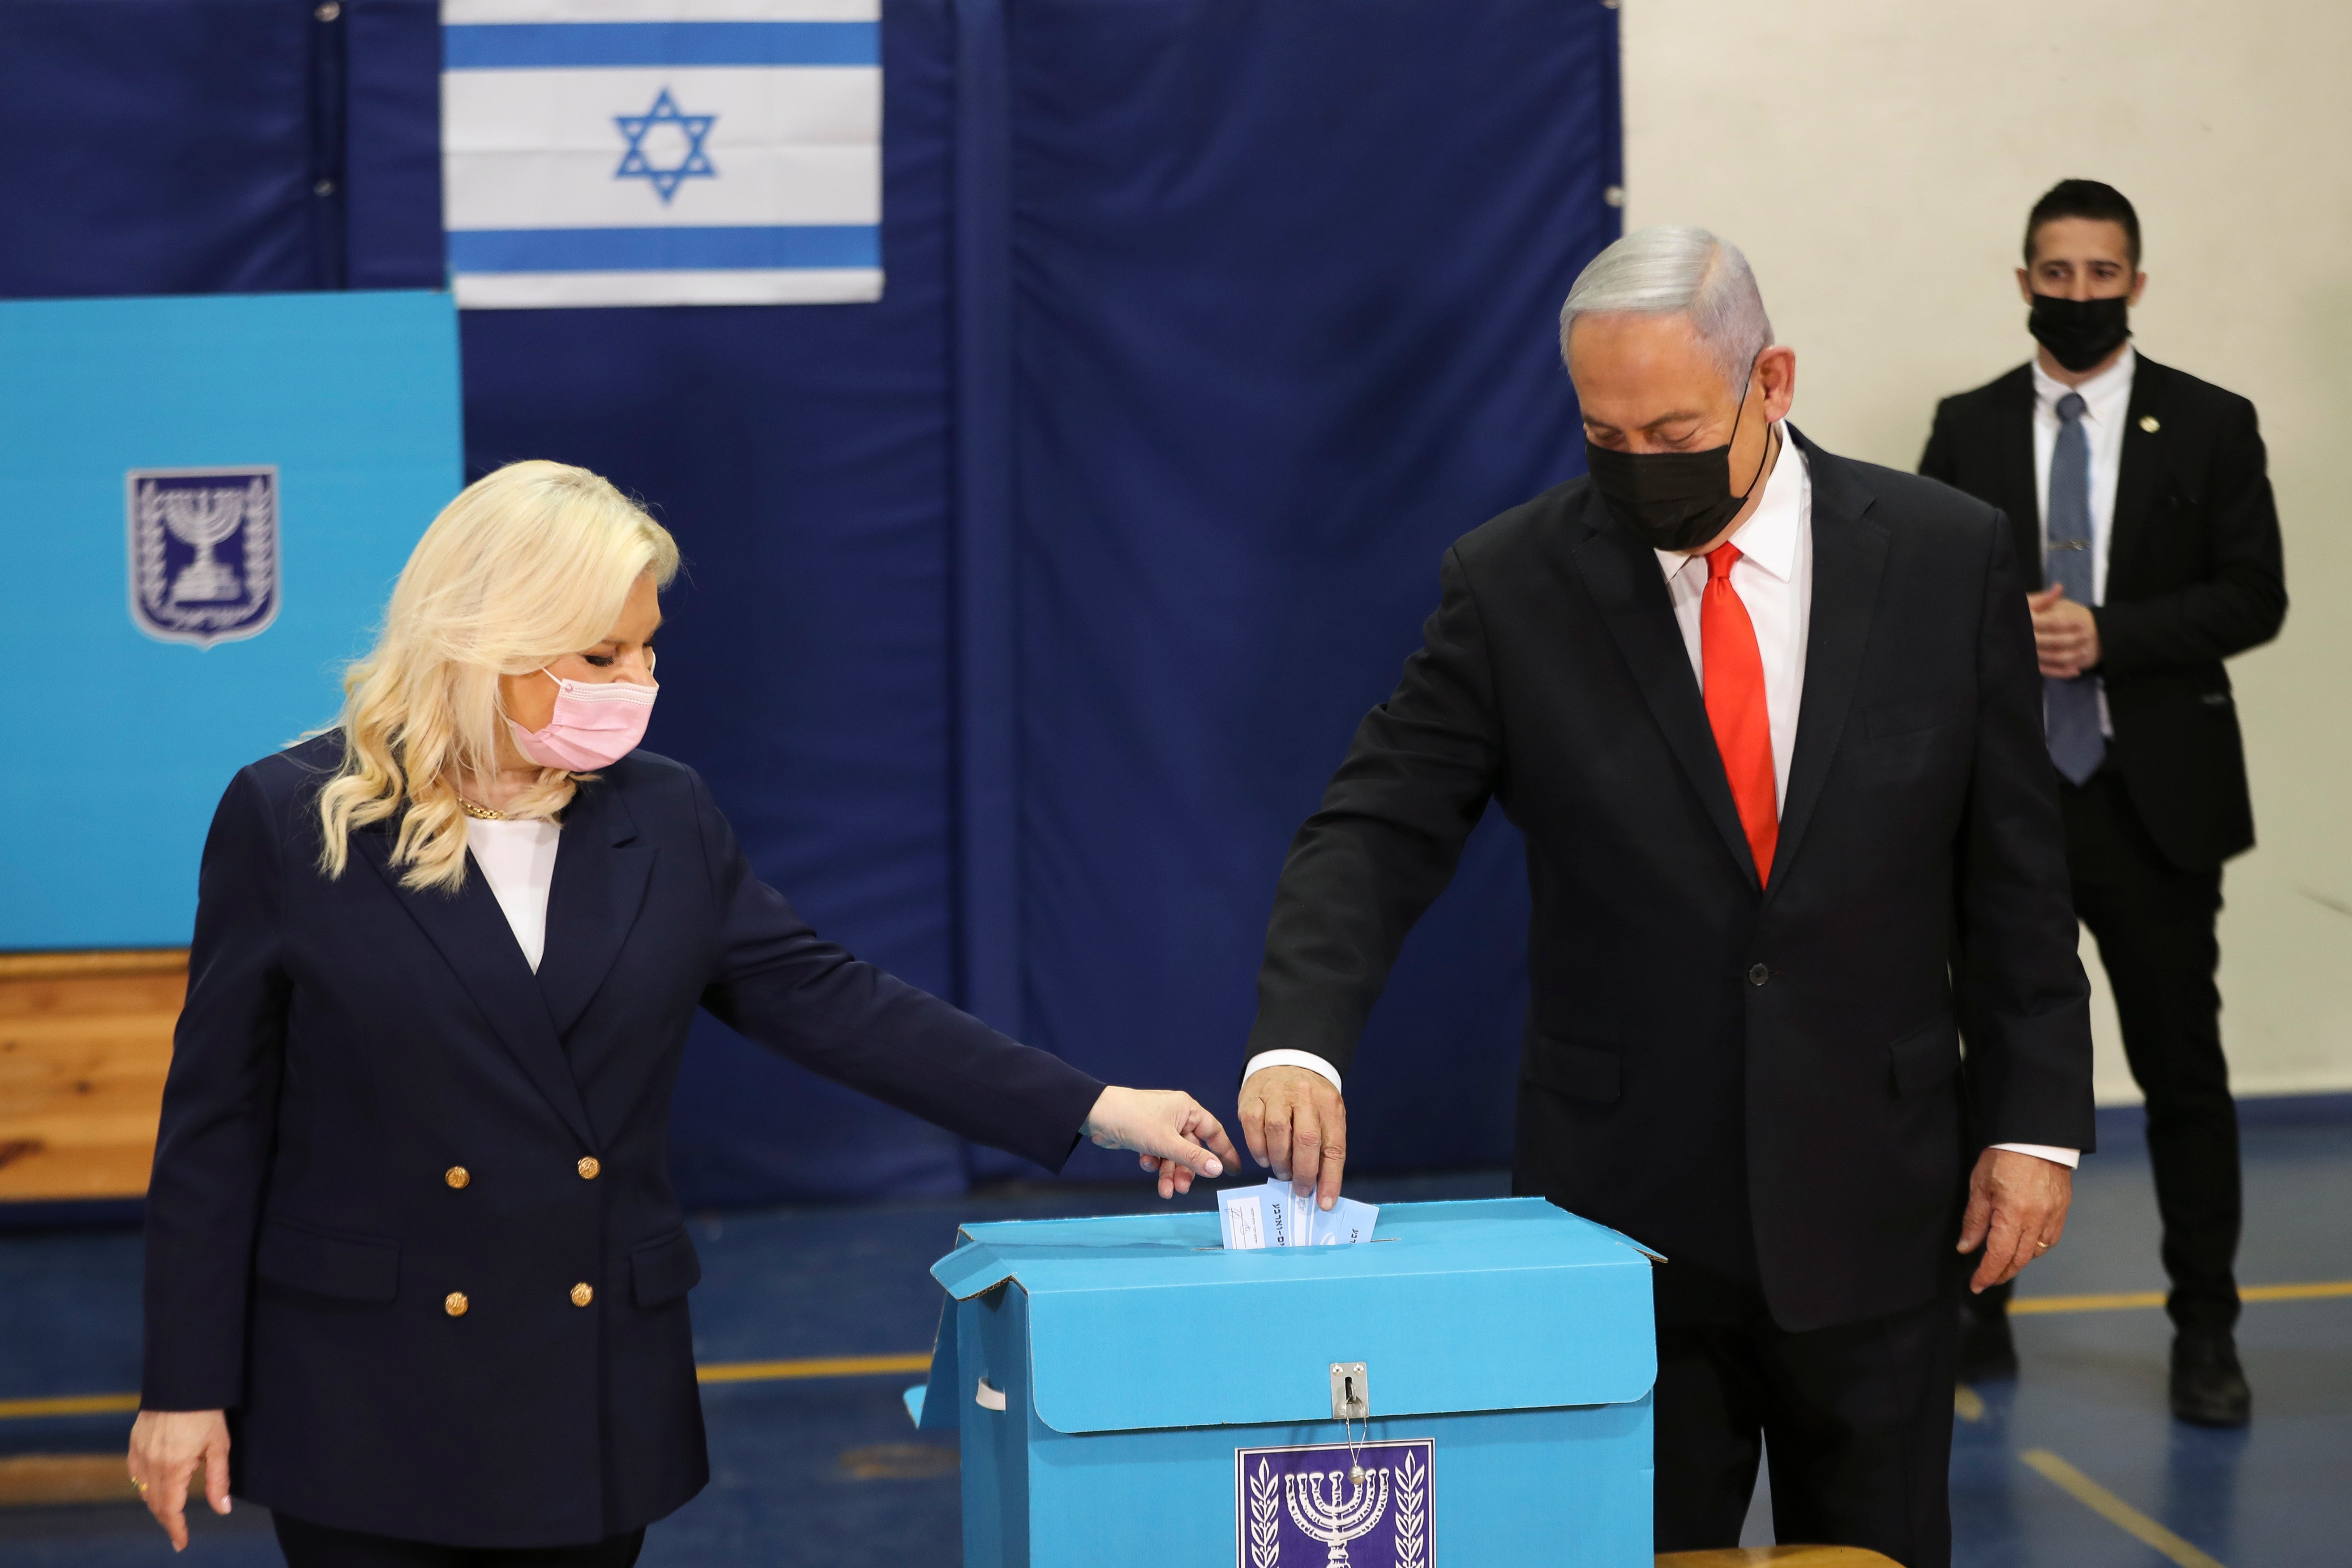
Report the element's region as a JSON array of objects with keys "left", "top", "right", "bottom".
[
  {"left": 1247, "top": 430, "right": 2095, "bottom": 1564},
  {"left": 1921, "top": 355, "right": 2287, "bottom": 1333}
]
